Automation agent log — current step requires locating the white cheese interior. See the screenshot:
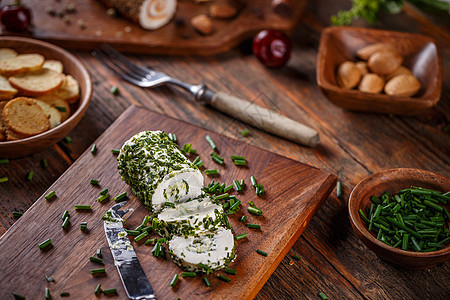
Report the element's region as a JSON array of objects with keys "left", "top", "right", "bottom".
[{"left": 139, "top": 0, "right": 177, "bottom": 30}]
